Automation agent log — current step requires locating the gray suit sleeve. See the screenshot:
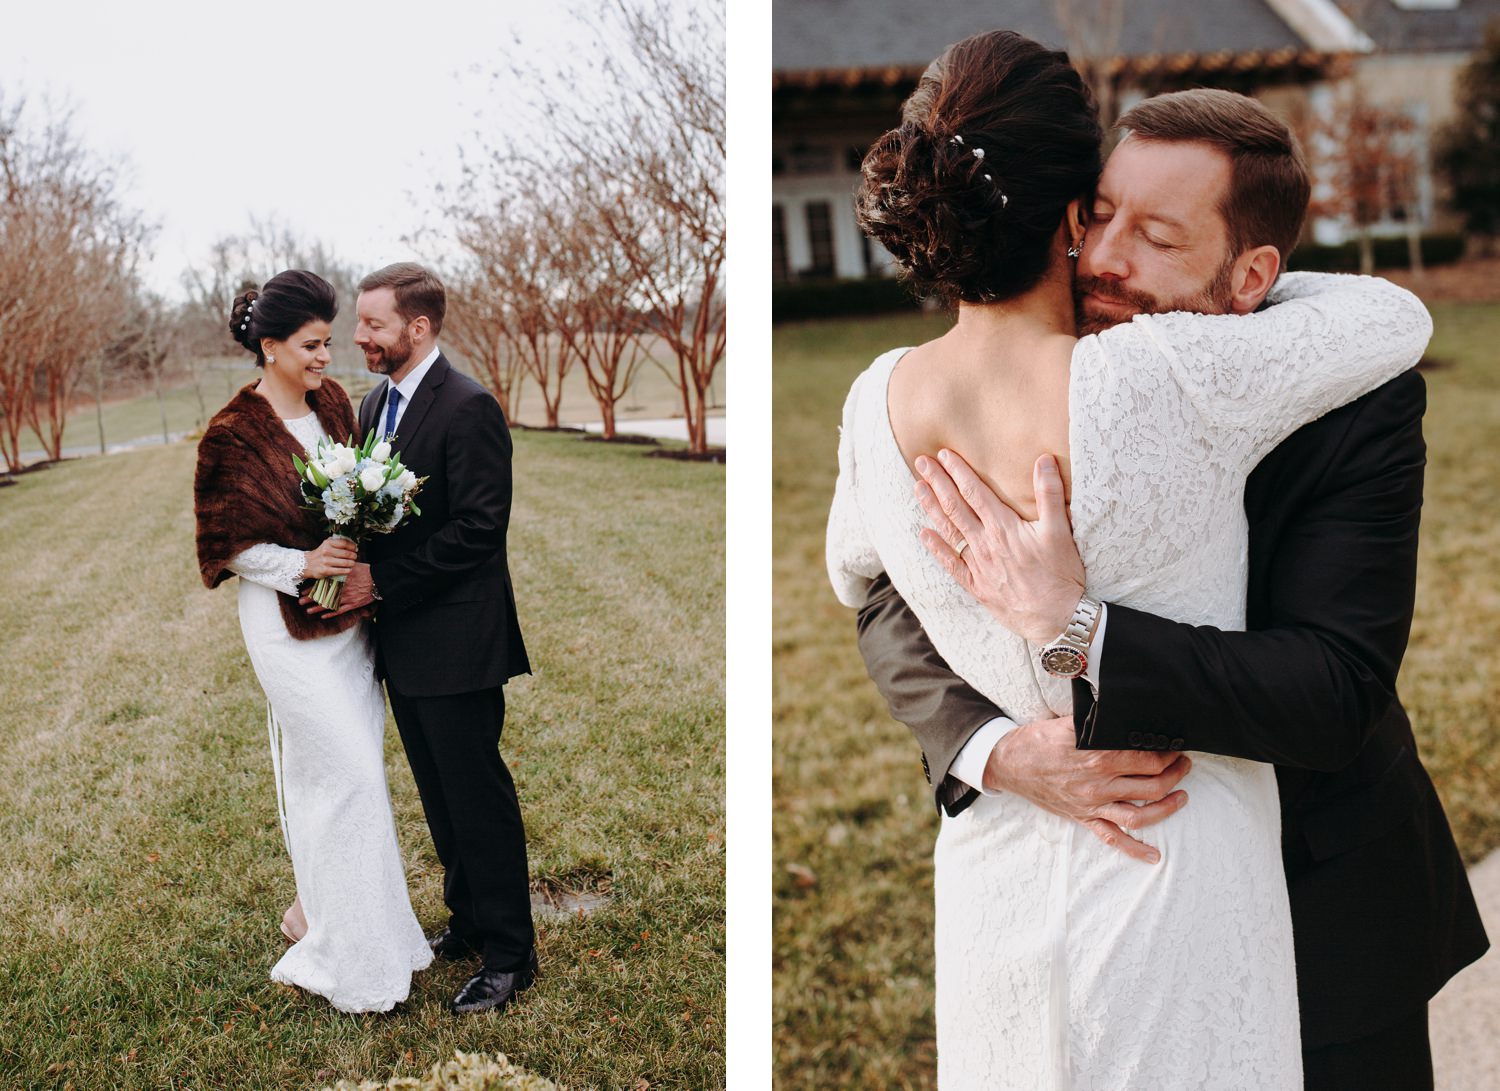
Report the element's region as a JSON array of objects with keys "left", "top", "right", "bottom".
[{"left": 856, "top": 571, "right": 1006, "bottom": 815}]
